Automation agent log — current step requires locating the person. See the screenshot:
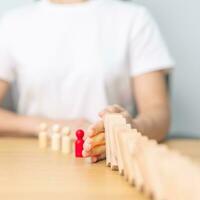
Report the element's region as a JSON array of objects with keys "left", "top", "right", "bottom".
[{"left": 0, "top": 0, "right": 173, "bottom": 160}]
